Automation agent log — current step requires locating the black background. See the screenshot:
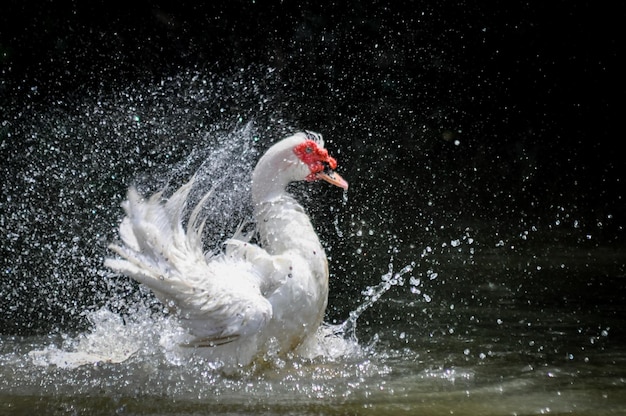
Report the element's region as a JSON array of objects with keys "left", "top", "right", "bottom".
[{"left": 2, "top": 1, "right": 621, "bottom": 218}]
